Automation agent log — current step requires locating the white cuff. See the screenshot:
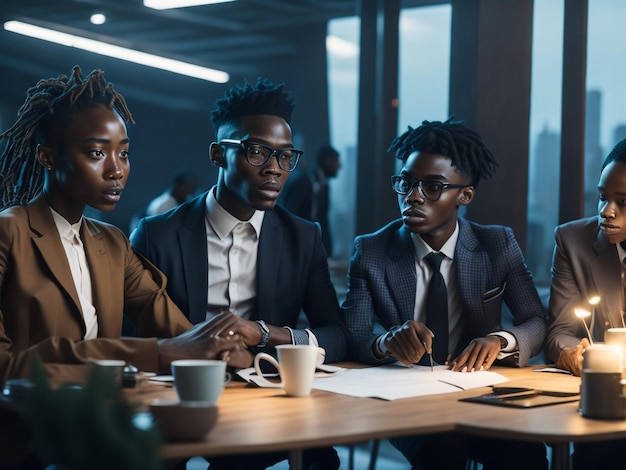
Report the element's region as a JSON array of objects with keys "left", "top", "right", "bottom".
[{"left": 489, "top": 331, "right": 517, "bottom": 353}]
